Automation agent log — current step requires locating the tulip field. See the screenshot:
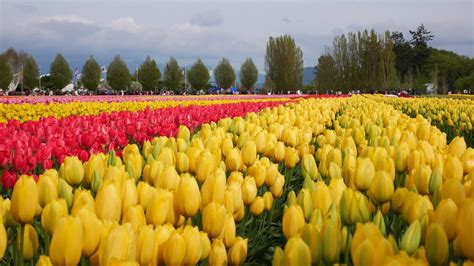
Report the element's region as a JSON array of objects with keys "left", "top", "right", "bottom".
[{"left": 0, "top": 94, "right": 473, "bottom": 265}]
